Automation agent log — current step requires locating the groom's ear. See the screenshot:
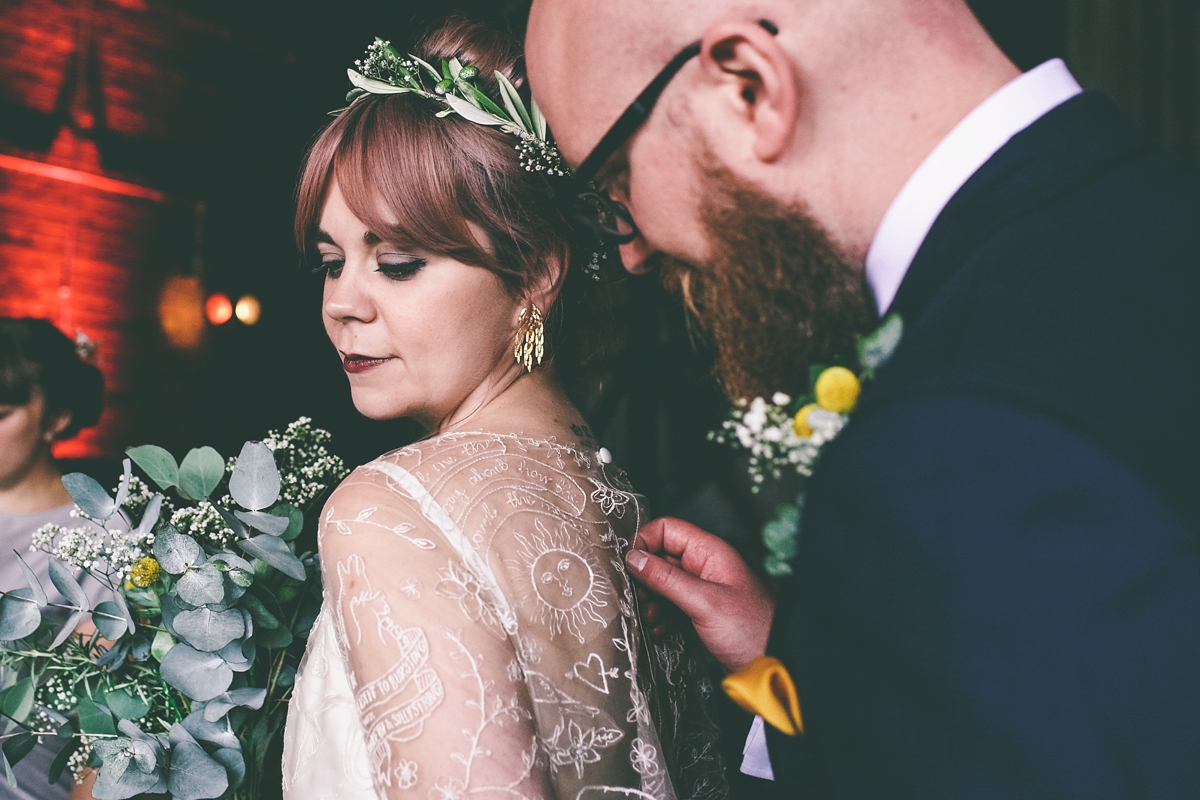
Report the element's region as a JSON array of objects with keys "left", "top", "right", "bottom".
[{"left": 697, "top": 21, "right": 799, "bottom": 164}]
